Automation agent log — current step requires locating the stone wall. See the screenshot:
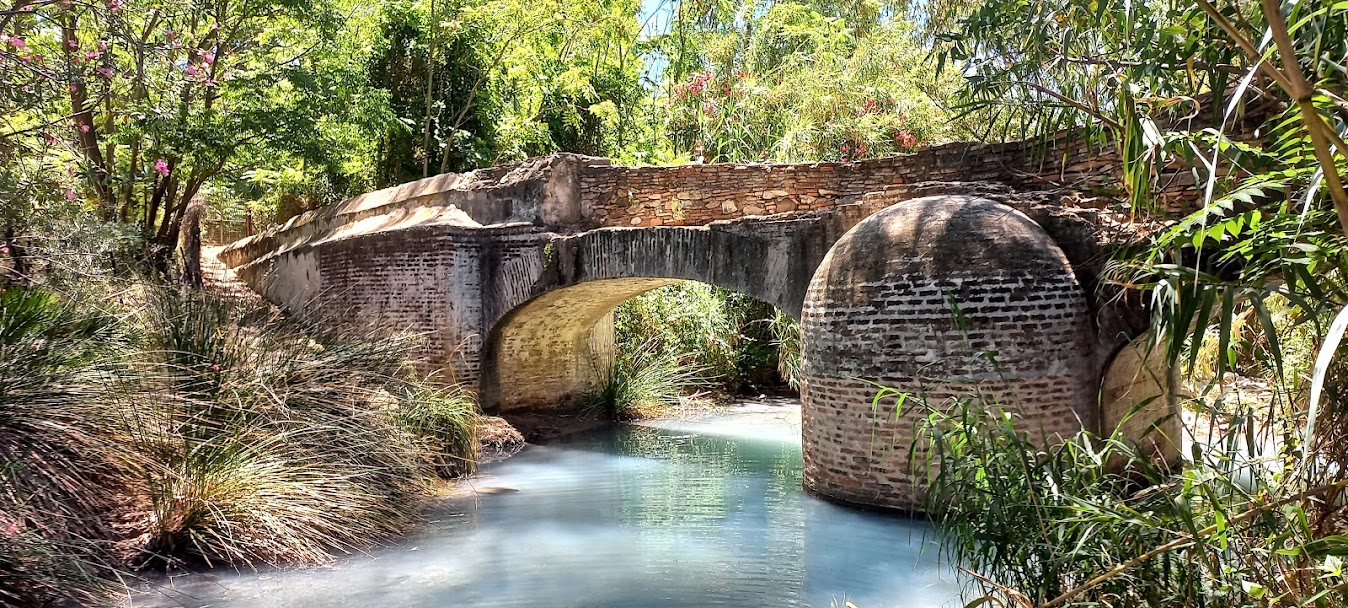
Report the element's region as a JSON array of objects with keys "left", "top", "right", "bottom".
[
  {"left": 223, "top": 181, "right": 1121, "bottom": 417},
  {"left": 575, "top": 131, "right": 1212, "bottom": 229},
  {"left": 223, "top": 123, "right": 1217, "bottom": 271},
  {"left": 213, "top": 145, "right": 1162, "bottom": 514},
  {"left": 800, "top": 196, "right": 1098, "bottom": 511}
]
